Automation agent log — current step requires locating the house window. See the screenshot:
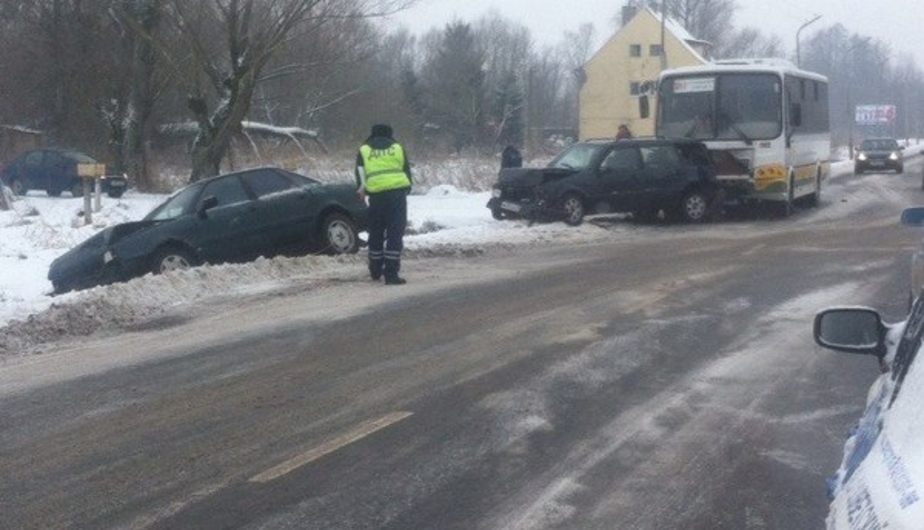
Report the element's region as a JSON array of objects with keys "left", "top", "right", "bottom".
[
  {"left": 629, "top": 44, "right": 641, "bottom": 57},
  {"left": 630, "top": 82, "right": 641, "bottom": 95},
  {"left": 650, "top": 44, "right": 663, "bottom": 56}
]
